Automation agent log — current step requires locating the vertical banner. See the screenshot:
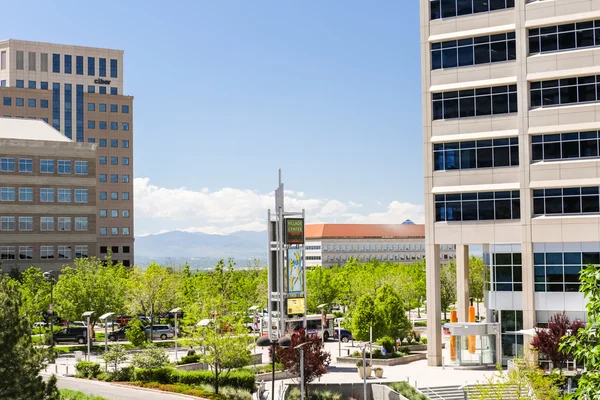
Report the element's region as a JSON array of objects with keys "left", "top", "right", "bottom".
[
  {"left": 287, "top": 248, "right": 303, "bottom": 294},
  {"left": 285, "top": 218, "right": 305, "bottom": 244}
]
